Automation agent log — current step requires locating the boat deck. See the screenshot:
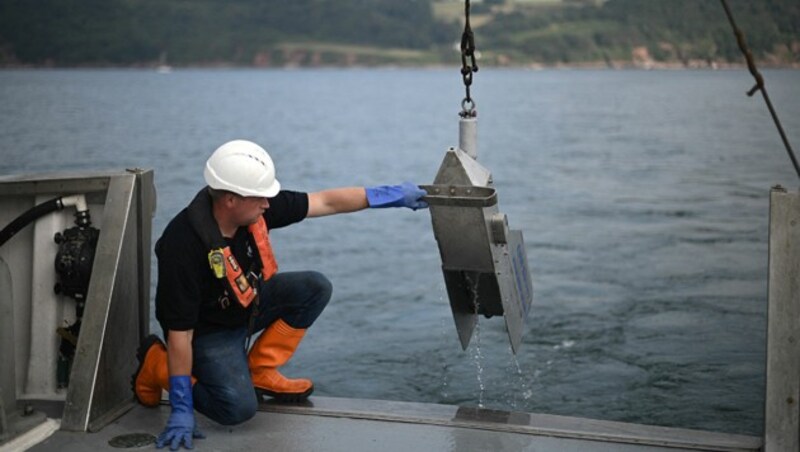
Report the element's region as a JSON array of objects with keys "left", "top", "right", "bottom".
[{"left": 21, "top": 396, "right": 761, "bottom": 452}]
